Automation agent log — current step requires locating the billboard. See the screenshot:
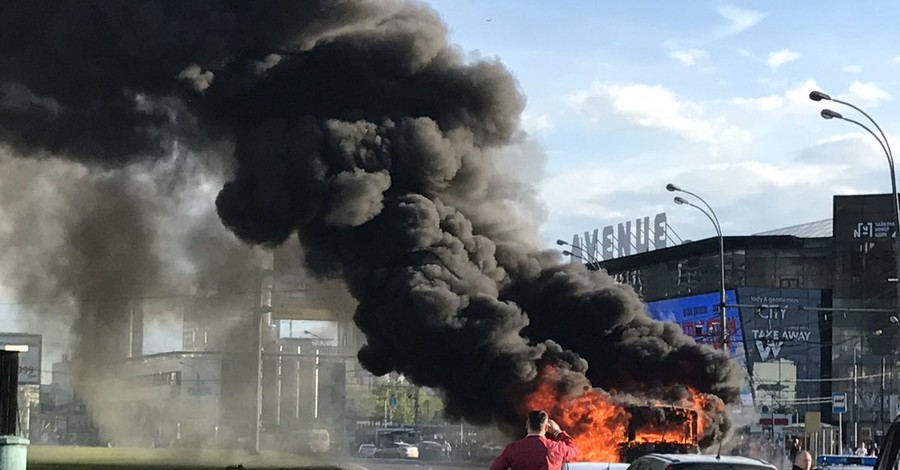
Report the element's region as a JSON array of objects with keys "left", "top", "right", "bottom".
[
  {"left": 0, "top": 333, "right": 41, "bottom": 385},
  {"left": 734, "top": 287, "right": 823, "bottom": 414},
  {"left": 645, "top": 291, "right": 753, "bottom": 406}
]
